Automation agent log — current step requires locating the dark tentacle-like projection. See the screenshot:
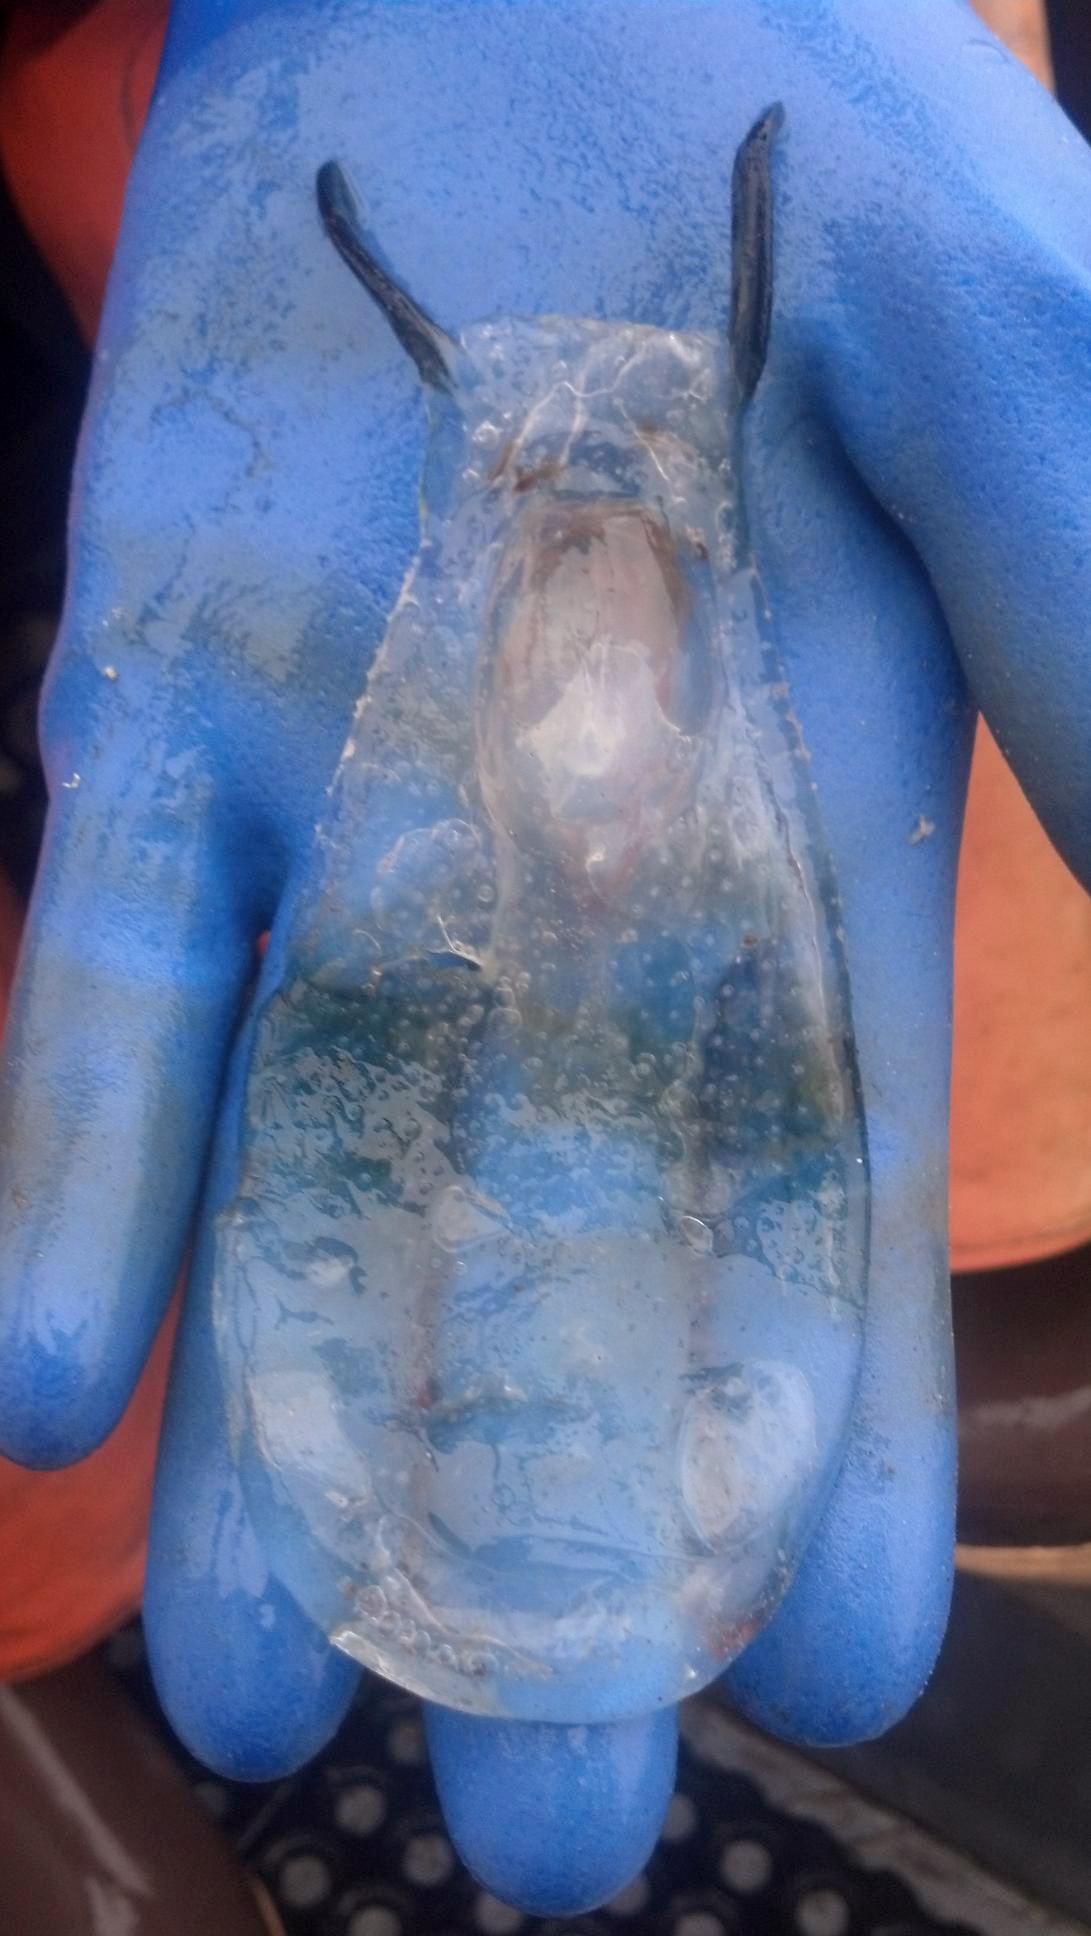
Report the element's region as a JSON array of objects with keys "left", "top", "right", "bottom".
[
  {"left": 730, "top": 103, "right": 785, "bottom": 404},
  {"left": 317, "top": 159, "right": 459, "bottom": 392}
]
